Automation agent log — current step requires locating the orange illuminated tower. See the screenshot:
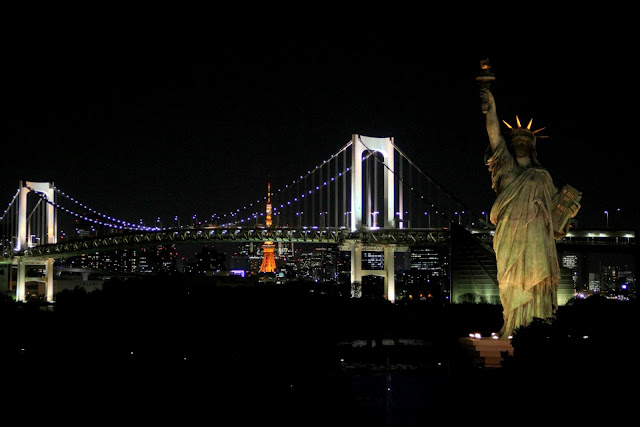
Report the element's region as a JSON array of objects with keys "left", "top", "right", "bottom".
[{"left": 259, "top": 180, "right": 277, "bottom": 273}]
